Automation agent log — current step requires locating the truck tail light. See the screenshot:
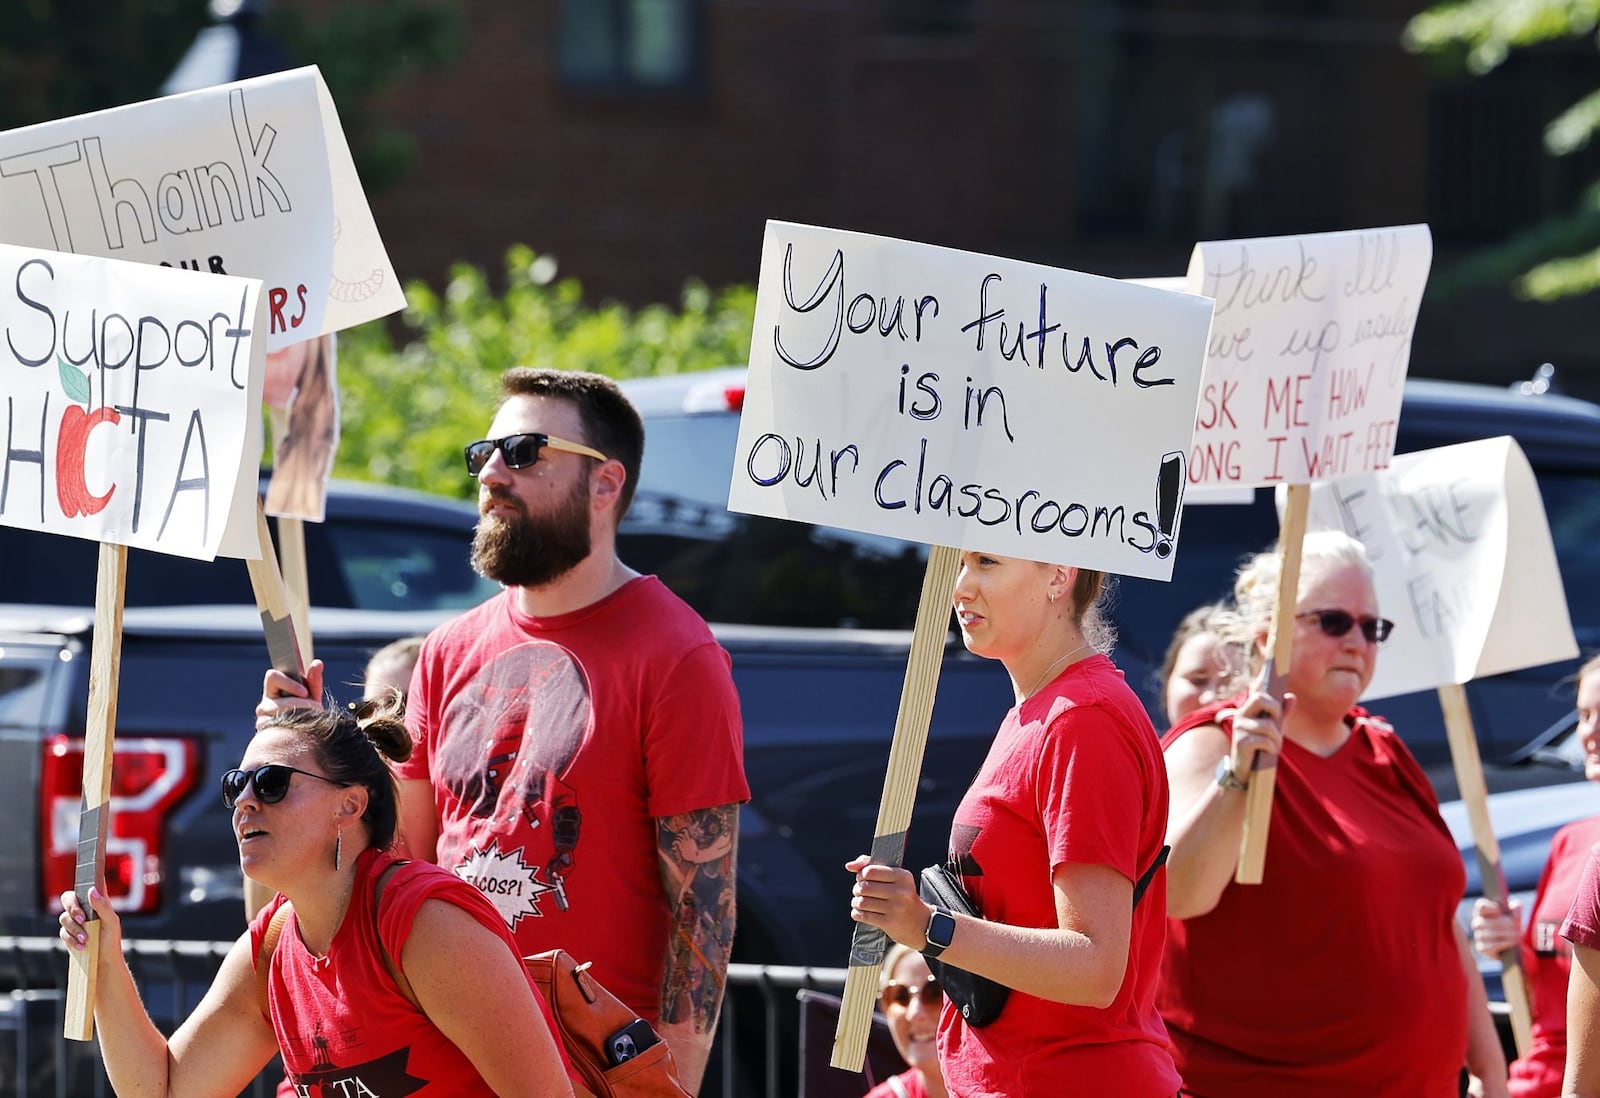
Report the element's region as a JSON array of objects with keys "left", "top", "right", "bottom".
[{"left": 40, "top": 735, "right": 200, "bottom": 915}]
